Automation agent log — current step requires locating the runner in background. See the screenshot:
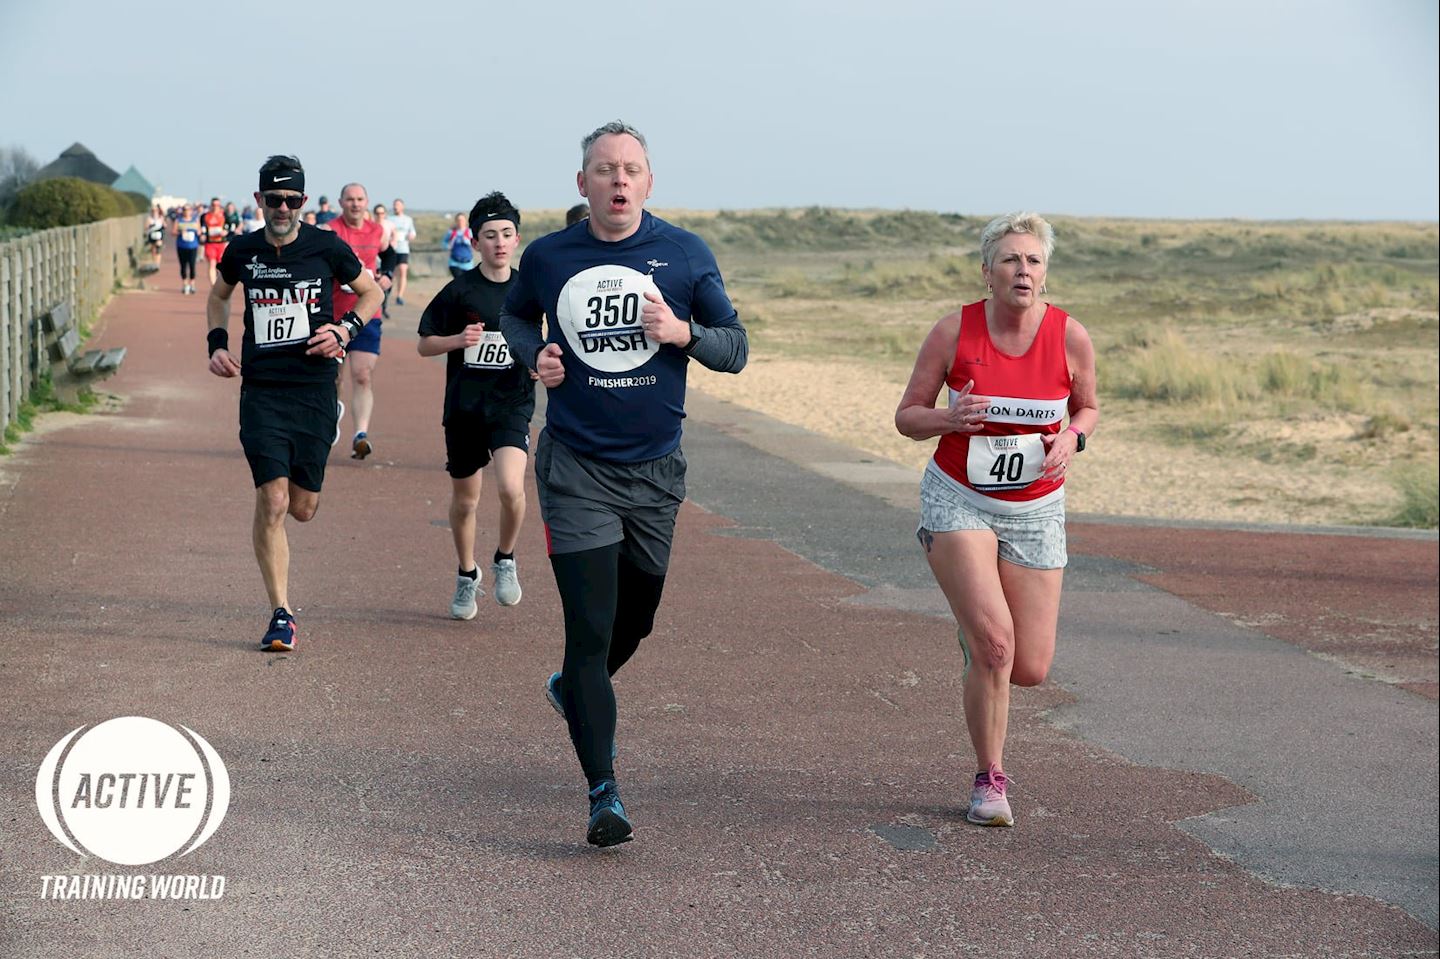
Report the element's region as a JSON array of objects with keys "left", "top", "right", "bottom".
[
  {"left": 373, "top": 202, "right": 397, "bottom": 319},
  {"left": 565, "top": 203, "right": 588, "bottom": 227},
  {"left": 314, "top": 196, "right": 339, "bottom": 226},
  {"left": 201, "top": 197, "right": 228, "bottom": 287},
  {"left": 173, "top": 203, "right": 201, "bottom": 294},
  {"left": 444, "top": 213, "right": 474, "bottom": 279},
  {"left": 224, "top": 201, "right": 242, "bottom": 241},
  {"left": 145, "top": 204, "right": 165, "bottom": 268},
  {"left": 417, "top": 191, "right": 534, "bottom": 619},
  {"left": 390, "top": 198, "right": 417, "bottom": 305},
  {"left": 327, "top": 182, "right": 391, "bottom": 460}
]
